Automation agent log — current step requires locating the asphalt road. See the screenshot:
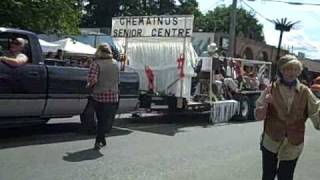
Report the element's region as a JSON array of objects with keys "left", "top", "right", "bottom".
[{"left": 0, "top": 114, "right": 319, "bottom": 180}]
